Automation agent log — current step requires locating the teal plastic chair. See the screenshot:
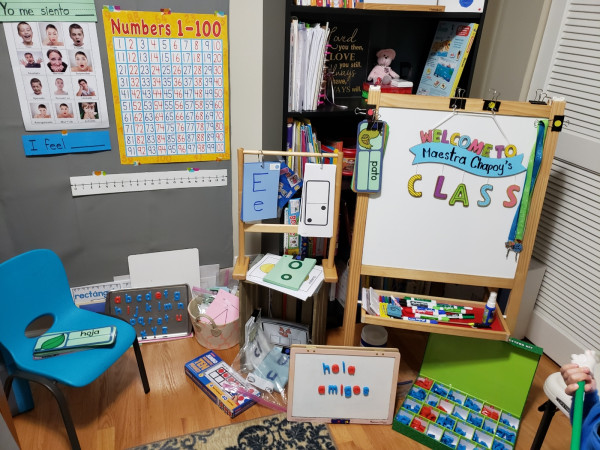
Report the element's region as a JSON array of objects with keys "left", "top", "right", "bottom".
[{"left": 0, "top": 249, "right": 150, "bottom": 449}]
